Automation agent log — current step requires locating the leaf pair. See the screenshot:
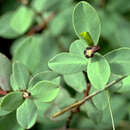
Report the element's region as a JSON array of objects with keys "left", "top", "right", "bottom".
[{"left": 0, "top": 61, "right": 60, "bottom": 129}]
